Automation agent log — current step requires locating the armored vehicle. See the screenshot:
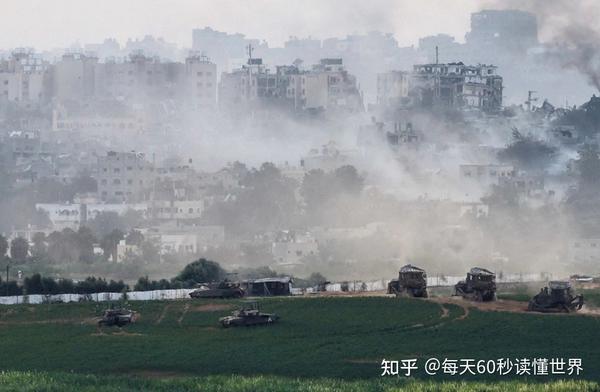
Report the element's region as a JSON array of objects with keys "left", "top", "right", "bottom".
[
  {"left": 219, "top": 301, "right": 279, "bottom": 328},
  {"left": 388, "top": 264, "right": 428, "bottom": 297},
  {"left": 454, "top": 267, "right": 496, "bottom": 302},
  {"left": 189, "top": 280, "right": 245, "bottom": 299},
  {"left": 98, "top": 308, "right": 135, "bottom": 327},
  {"left": 528, "top": 281, "right": 584, "bottom": 313}
]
